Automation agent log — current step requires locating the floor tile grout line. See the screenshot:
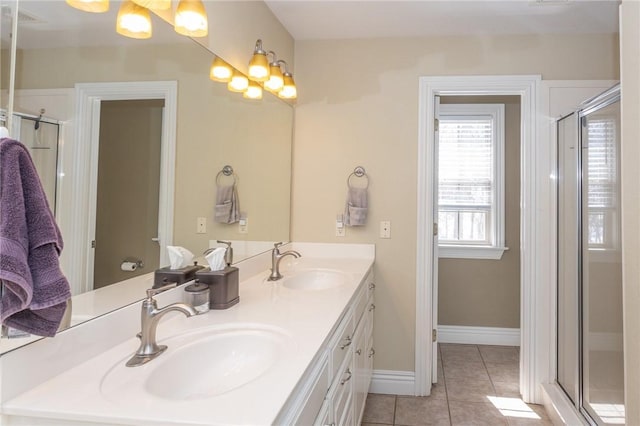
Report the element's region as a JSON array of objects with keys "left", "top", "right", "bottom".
[{"left": 477, "top": 344, "right": 499, "bottom": 396}]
